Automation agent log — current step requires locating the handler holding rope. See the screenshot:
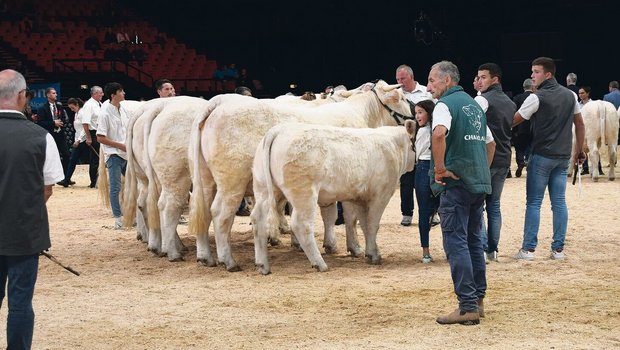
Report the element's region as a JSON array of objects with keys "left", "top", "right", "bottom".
[{"left": 0, "top": 69, "right": 64, "bottom": 349}]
